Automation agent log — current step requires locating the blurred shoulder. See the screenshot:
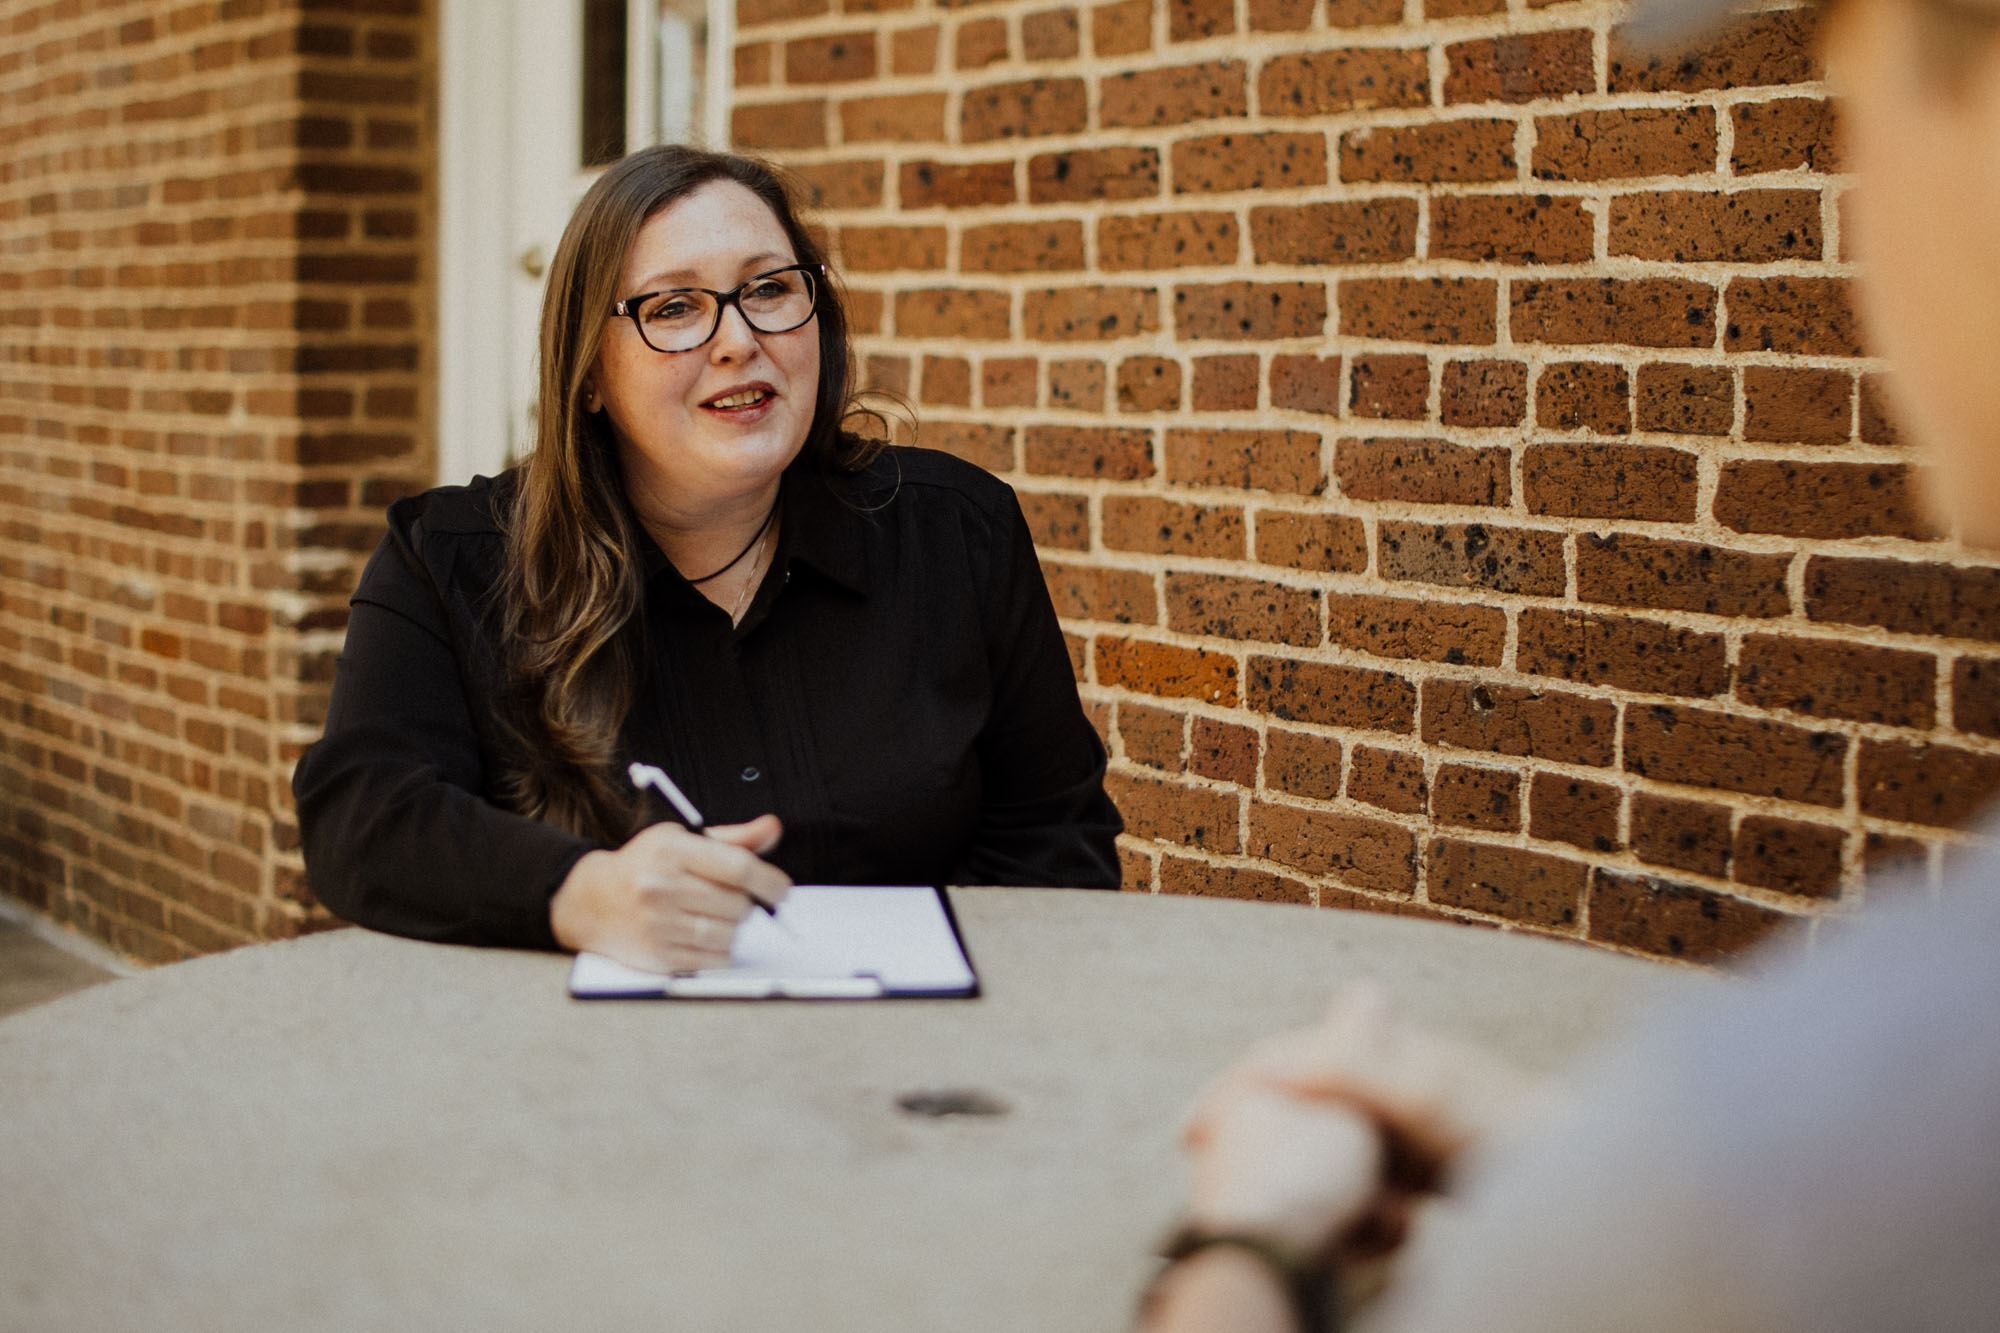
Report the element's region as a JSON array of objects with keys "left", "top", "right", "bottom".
[
  {"left": 855, "top": 446, "right": 1020, "bottom": 519},
  {"left": 385, "top": 470, "right": 516, "bottom": 548}
]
